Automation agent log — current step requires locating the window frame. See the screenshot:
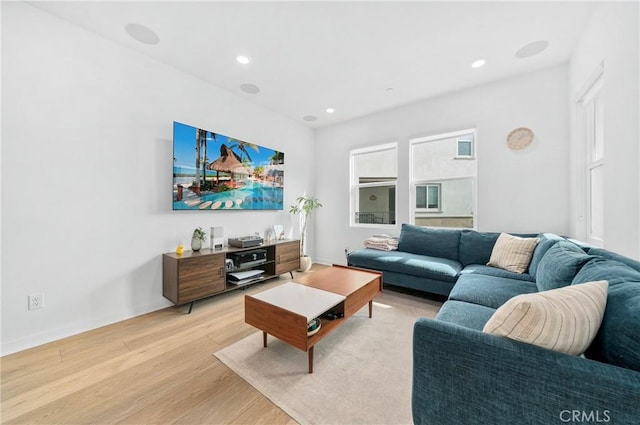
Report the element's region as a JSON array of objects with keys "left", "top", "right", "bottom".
[
  {"left": 455, "top": 138, "right": 474, "bottom": 159},
  {"left": 579, "top": 71, "right": 604, "bottom": 246},
  {"left": 349, "top": 142, "right": 398, "bottom": 228},
  {"left": 415, "top": 183, "right": 442, "bottom": 212}
]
